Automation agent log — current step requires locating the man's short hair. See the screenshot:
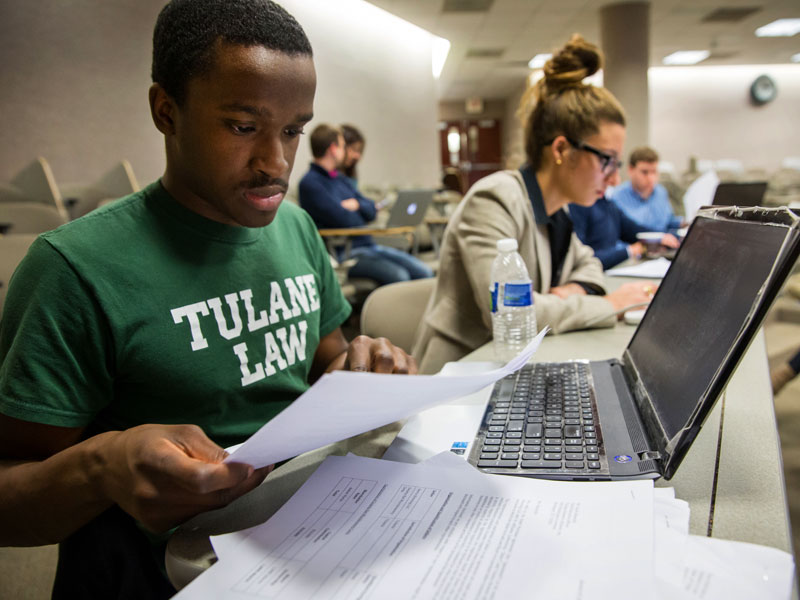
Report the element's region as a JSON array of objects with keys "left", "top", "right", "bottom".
[
  {"left": 629, "top": 146, "right": 659, "bottom": 167},
  {"left": 152, "top": 0, "right": 313, "bottom": 105},
  {"left": 310, "top": 124, "right": 342, "bottom": 159}
]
